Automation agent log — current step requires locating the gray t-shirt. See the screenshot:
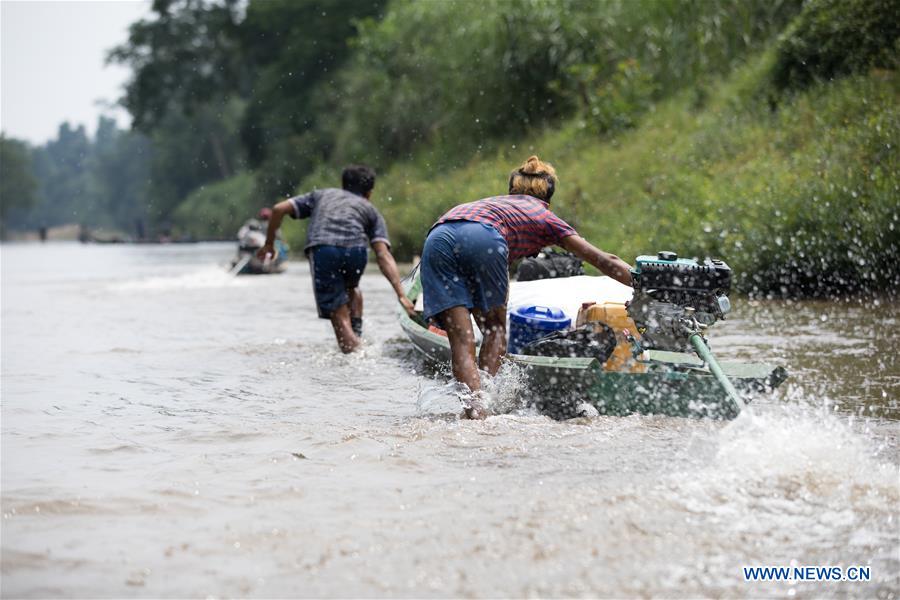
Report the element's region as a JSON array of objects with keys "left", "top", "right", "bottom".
[{"left": 288, "top": 187, "right": 390, "bottom": 252}]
